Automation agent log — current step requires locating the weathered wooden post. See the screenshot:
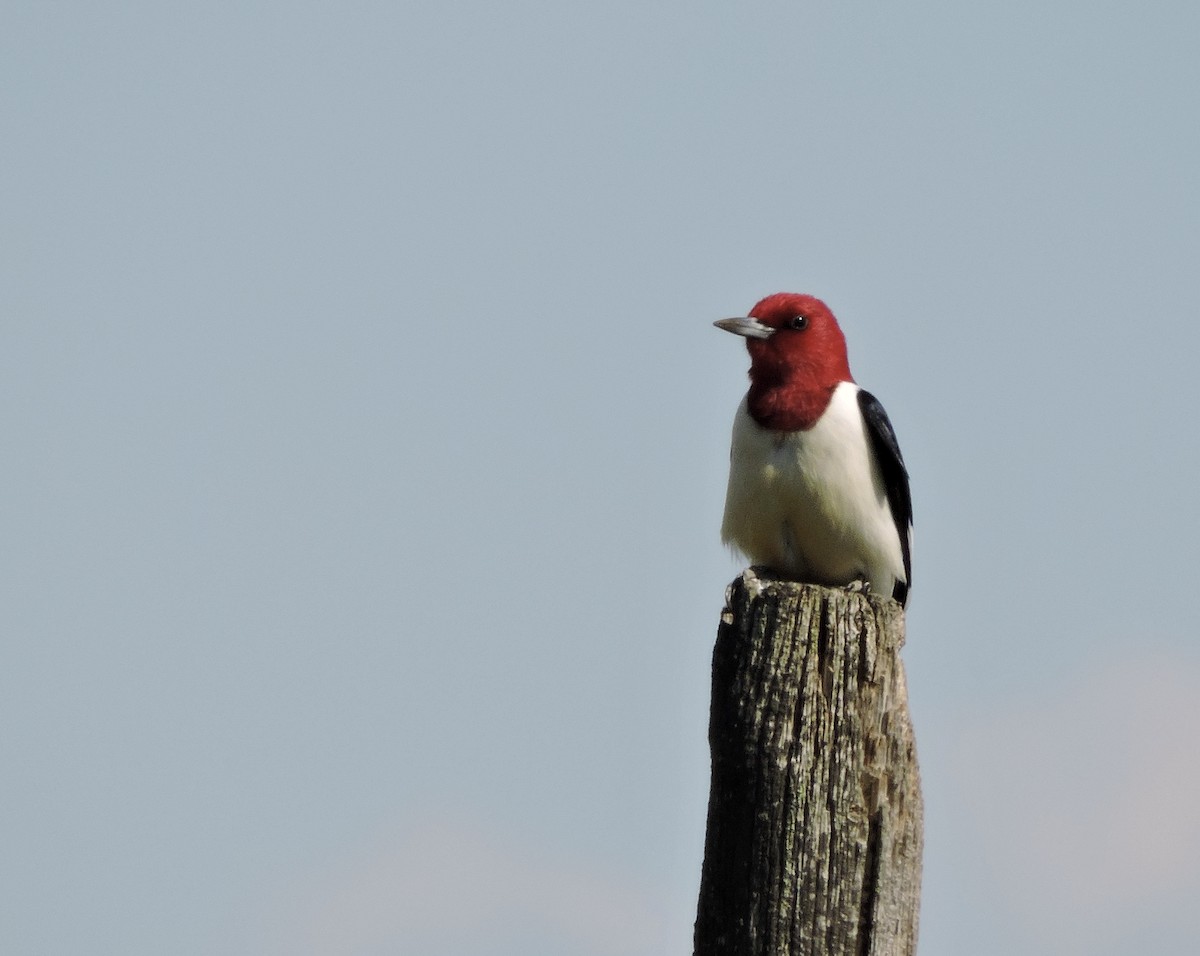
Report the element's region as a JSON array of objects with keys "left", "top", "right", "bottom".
[{"left": 694, "top": 569, "right": 923, "bottom": 956}]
